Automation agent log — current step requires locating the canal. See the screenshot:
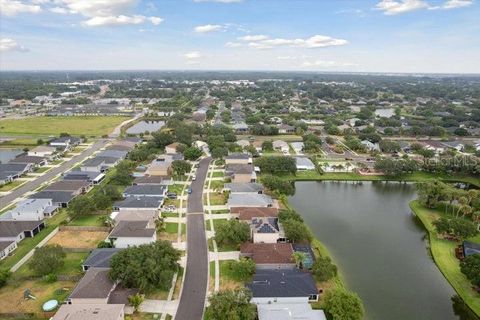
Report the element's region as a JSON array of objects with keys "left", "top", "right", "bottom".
[{"left": 288, "top": 181, "right": 458, "bottom": 320}]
